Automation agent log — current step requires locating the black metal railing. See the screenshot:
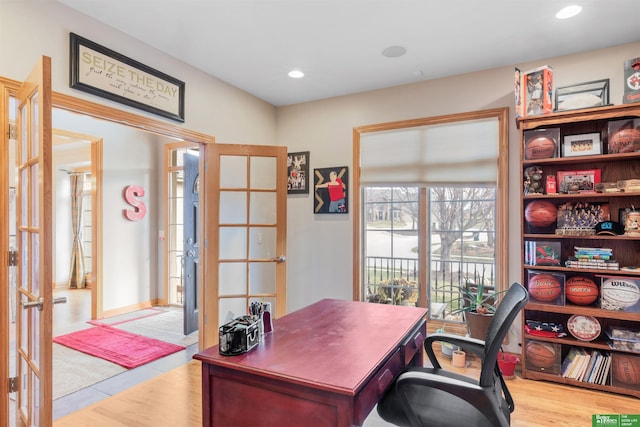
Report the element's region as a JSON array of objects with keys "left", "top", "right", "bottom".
[{"left": 364, "top": 256, "right": 495, "bottom": 320}]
